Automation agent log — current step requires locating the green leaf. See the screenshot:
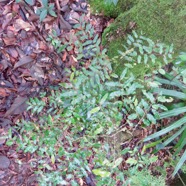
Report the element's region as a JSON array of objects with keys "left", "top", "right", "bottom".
[
  {"left": 111, "top": 73, "right": 118, "bottom": 78},
  {"left": 137, "top": 55, "right": 142, "bottom": 63},
  {"left": 120, "top": 68, "right": 127, "bottom": 80},
  {"left": 179, "top": 54, "right": 186, "bottom": 61},
  {"left": 100, "top": 93, "right": 108, "bottom": 105},
  {"left": 51, "top": 154, "right": 55, "bottom": 164},
  {"left": 159, "top": 106, "right": 186, "bottom": 119},
  {"left": 92, "top": 169, "right": 110, "bottom": 177},
  {"left": 128, "top": 113, "right": 137, "bottom": 120},
  {"left": 41, "top": 0, "right": 48, "bottom": 7},
  {"left": 61, "top": 91, "right": 77, "bottom": 97},
  {"left": 48, "top": 9, "right": 57, "bottom": 17},
  {"left": 172, "top": 150, "right": 186, "bottom": 177},
  {"left": 40, "top": 9, "right": 47, "bottom": 22},
  {"left": 153, "top": 88, "right": 186, "bottom": 100},
  {"left": 147, "top": 114, "right": 156, "bottom": 124},
  {"left": 136, "top": 106, "right": 144, "bottom": 117},
  {"left": 132, "top": 30, "right": 138, "bottom": 38},
  {"left": 126, "top": 158, "right": 137, "bottom": 165},
  {"left": 144, "top": 116, "right": 186, "bottom": 142},
  {"left": 89, "top": 107, "right": 100, "bottom": 114},
  {"left": 144, "top": 54, "right": 148, "bottom": 64},
  {"left": 113, "top": 157, "right": 123, "bottom": 168},
  {"left": 25, "top": 0, "right": 35, "bottom": 5},
  {"left": 158, "top": 69, "right": 166, "bottom": 75},
  {"left": 162, "top": 125, "right": 186, "bottom": 147}
]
